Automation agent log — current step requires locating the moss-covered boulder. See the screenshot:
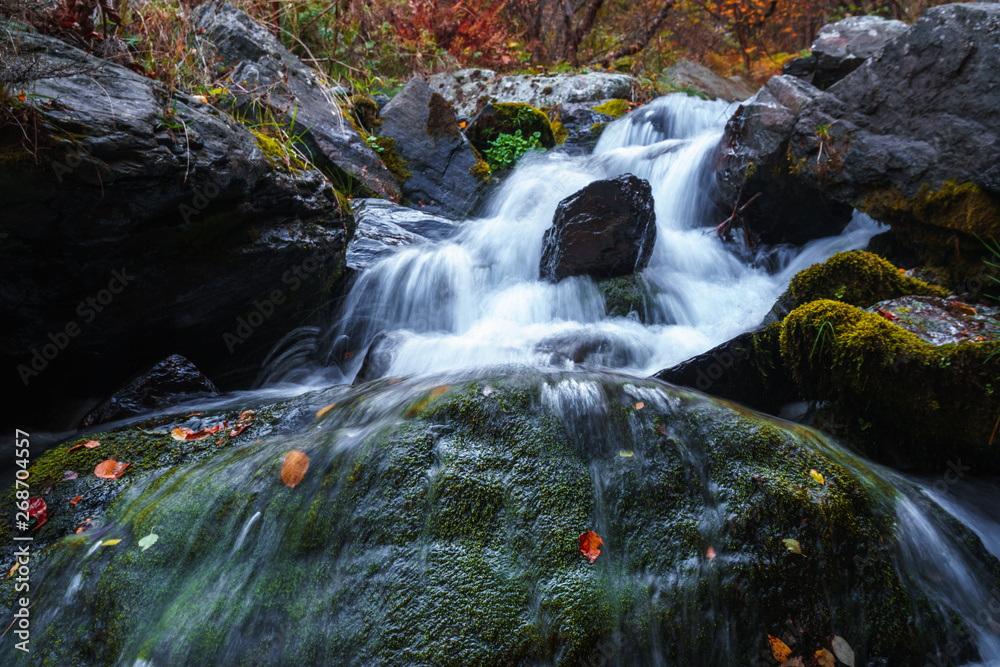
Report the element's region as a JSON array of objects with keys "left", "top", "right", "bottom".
[
  {"left": 780, "top": 299, "right": 1000, "bottom": 471},
  {"left": 4, "top": 370, "right": 991, "bottom": 665},
  {"left": 465, "top": 102, "right": 557, "bottom": 154},
  {"left": 764, "top": 250, "right": 948, "bottom": 324}
]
